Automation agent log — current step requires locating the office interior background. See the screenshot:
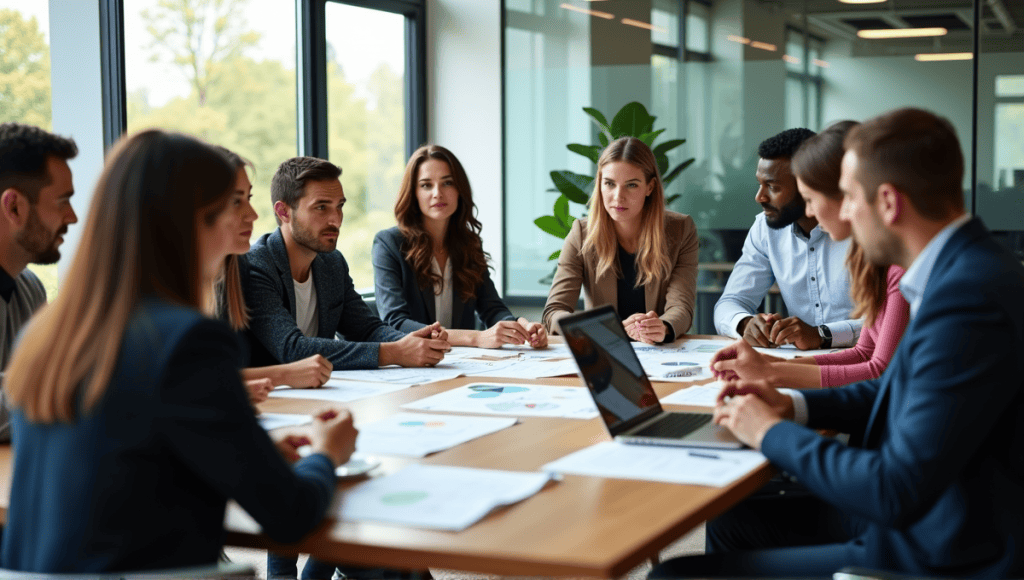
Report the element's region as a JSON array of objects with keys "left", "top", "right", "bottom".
[{"left": 1, "top": 0, "right": 1022, "bottom": 334}]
